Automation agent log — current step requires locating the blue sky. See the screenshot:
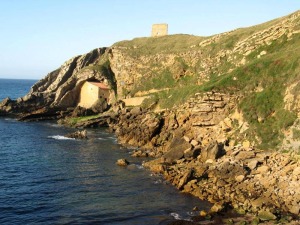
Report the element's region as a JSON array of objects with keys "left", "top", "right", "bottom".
[{"left": 0, "top": 0, "right": 300, "bottom": 79}]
